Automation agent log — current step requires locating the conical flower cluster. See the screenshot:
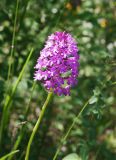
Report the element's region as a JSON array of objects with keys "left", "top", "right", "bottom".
[{"left": 34, "top": 31, "right": 79, "bottom": 95}]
